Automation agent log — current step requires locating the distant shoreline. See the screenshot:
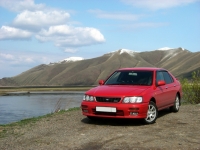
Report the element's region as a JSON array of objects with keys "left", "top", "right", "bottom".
[
  {"left": 0, "top": 85, "right": 95, "bottom": 89},
  {"left": 0, "top": 86, "right": 93, "bottom": 96},
  {"left": 3, "top": 91, "right": 85, "bottom": 96}
]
